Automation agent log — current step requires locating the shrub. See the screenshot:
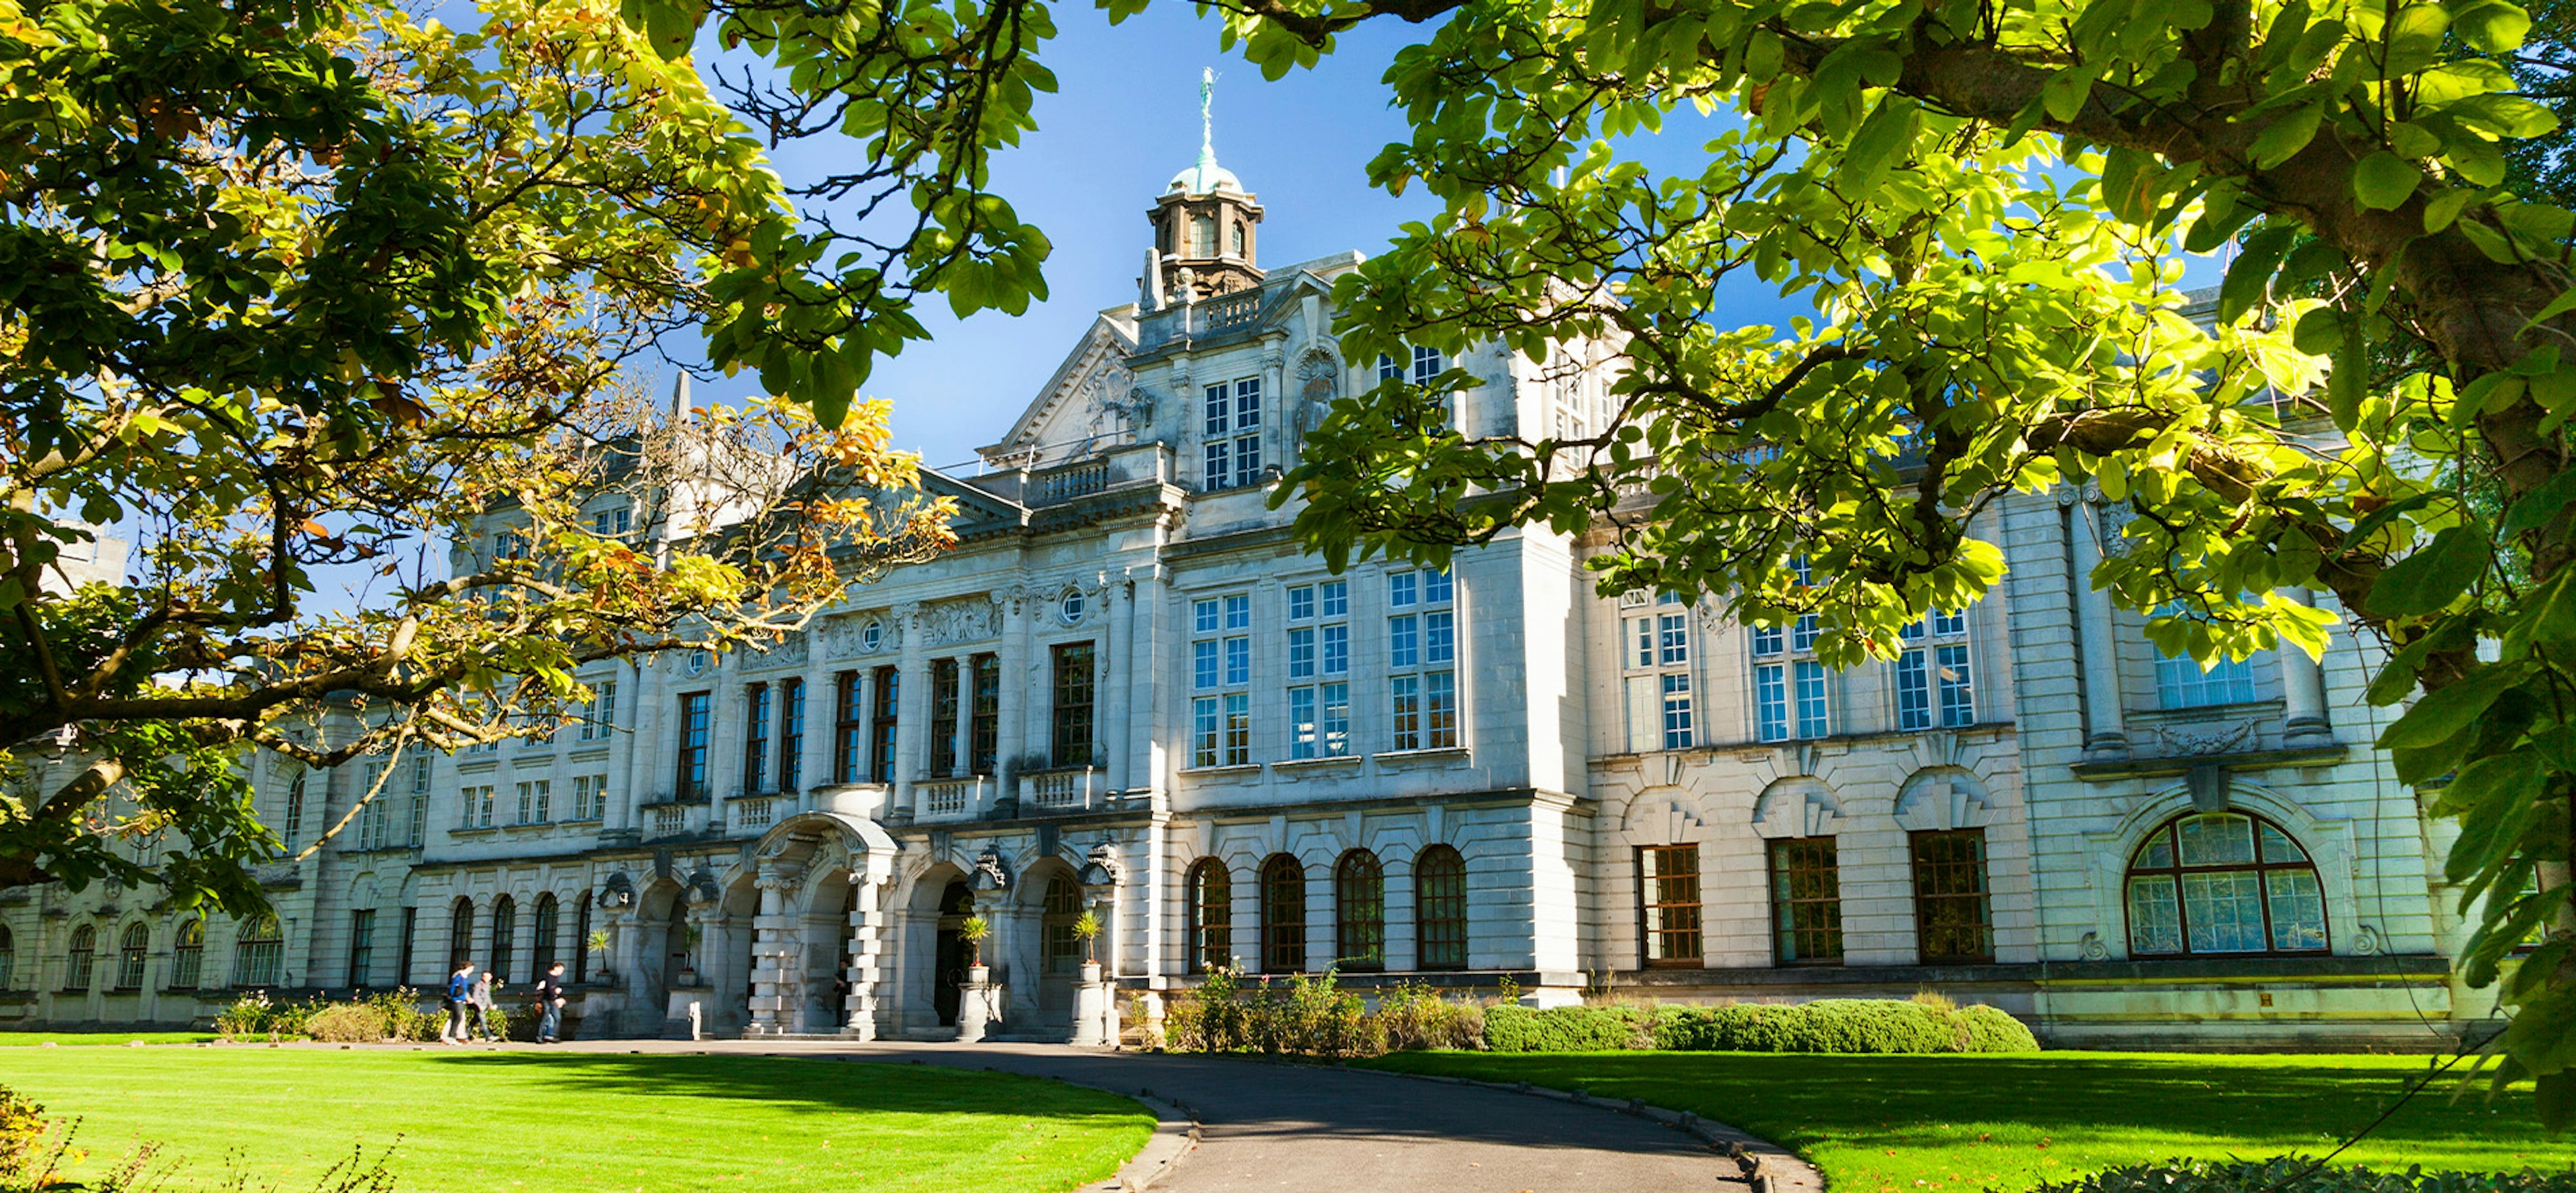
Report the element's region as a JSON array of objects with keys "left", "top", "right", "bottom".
[
  {"left": 1484, "top": 1005, "right": 1654, "bottom": 1053},
  {"left": 214, "top": 991, "right": 275, "bottom": 1039},
  {"left": 1161, "top": 968, "right": 1483, "bottom": 1058},
  {"left": 1376, "top": 981, "right": 1484, "bottom": 1052},
  {"left": 304, "top": 1003, "right": 392, "bottom": 1043},
  {"left": 0, "top": 1086, "right": 45, "bottom": 1176},
  {"left": 366, "top": 988, "right": 442, "bottom": 1042},
  {"left": 1505, "top": 999, "right": 2039, "bottom": 1054},
  {"left": 2035, "top": 1158, "right": 2576, "bottom": 1193}
]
